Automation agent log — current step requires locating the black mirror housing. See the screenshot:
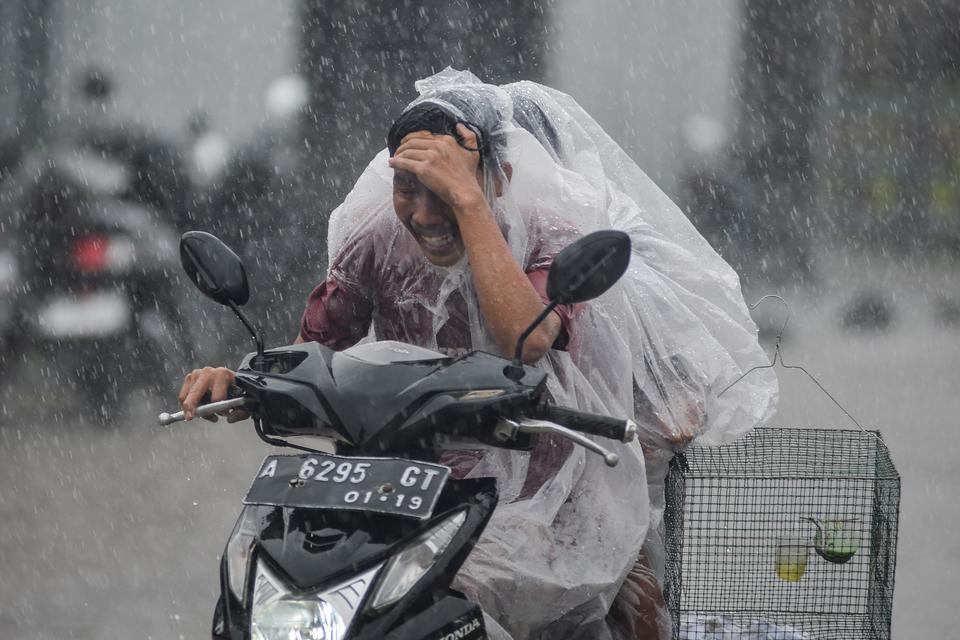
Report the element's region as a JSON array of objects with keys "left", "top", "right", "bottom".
[
  {"left": 509, "top": 230, "right": 631, "bottom": 373},
  {"left": 546, "top": 230, "right": 631, "bottom": 304},
  {"left": 180, "top": 231, "right": 250, "bottom": 306}
]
